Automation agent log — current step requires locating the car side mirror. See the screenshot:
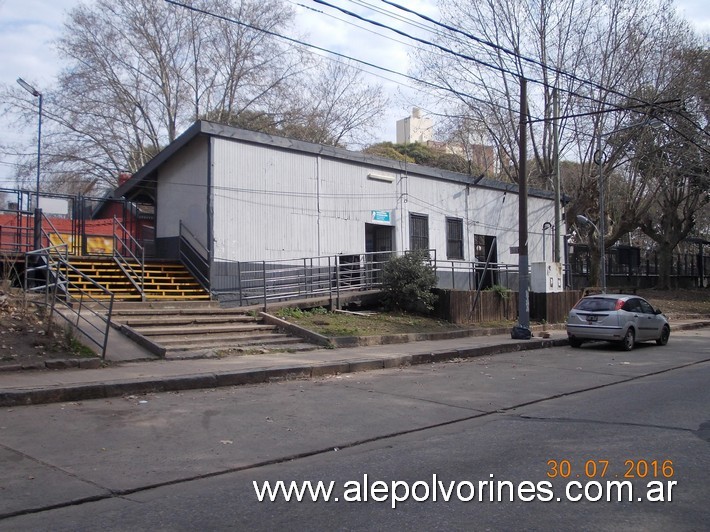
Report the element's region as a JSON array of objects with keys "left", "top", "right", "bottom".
[{"left": 654, "top": 309, "right": 662, "bottom": 315}]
